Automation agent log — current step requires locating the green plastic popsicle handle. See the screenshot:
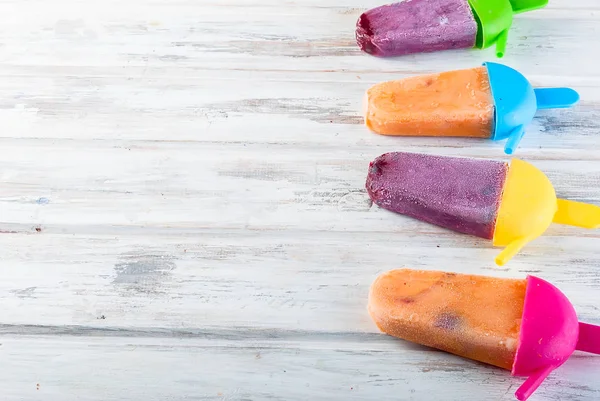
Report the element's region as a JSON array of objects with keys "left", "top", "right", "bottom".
[
  {"left": 509, "top": 0, "right": 549, "bottom": 13},
  {"left": 468, "top": 0, "right": 548, "bottom": 57}
]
